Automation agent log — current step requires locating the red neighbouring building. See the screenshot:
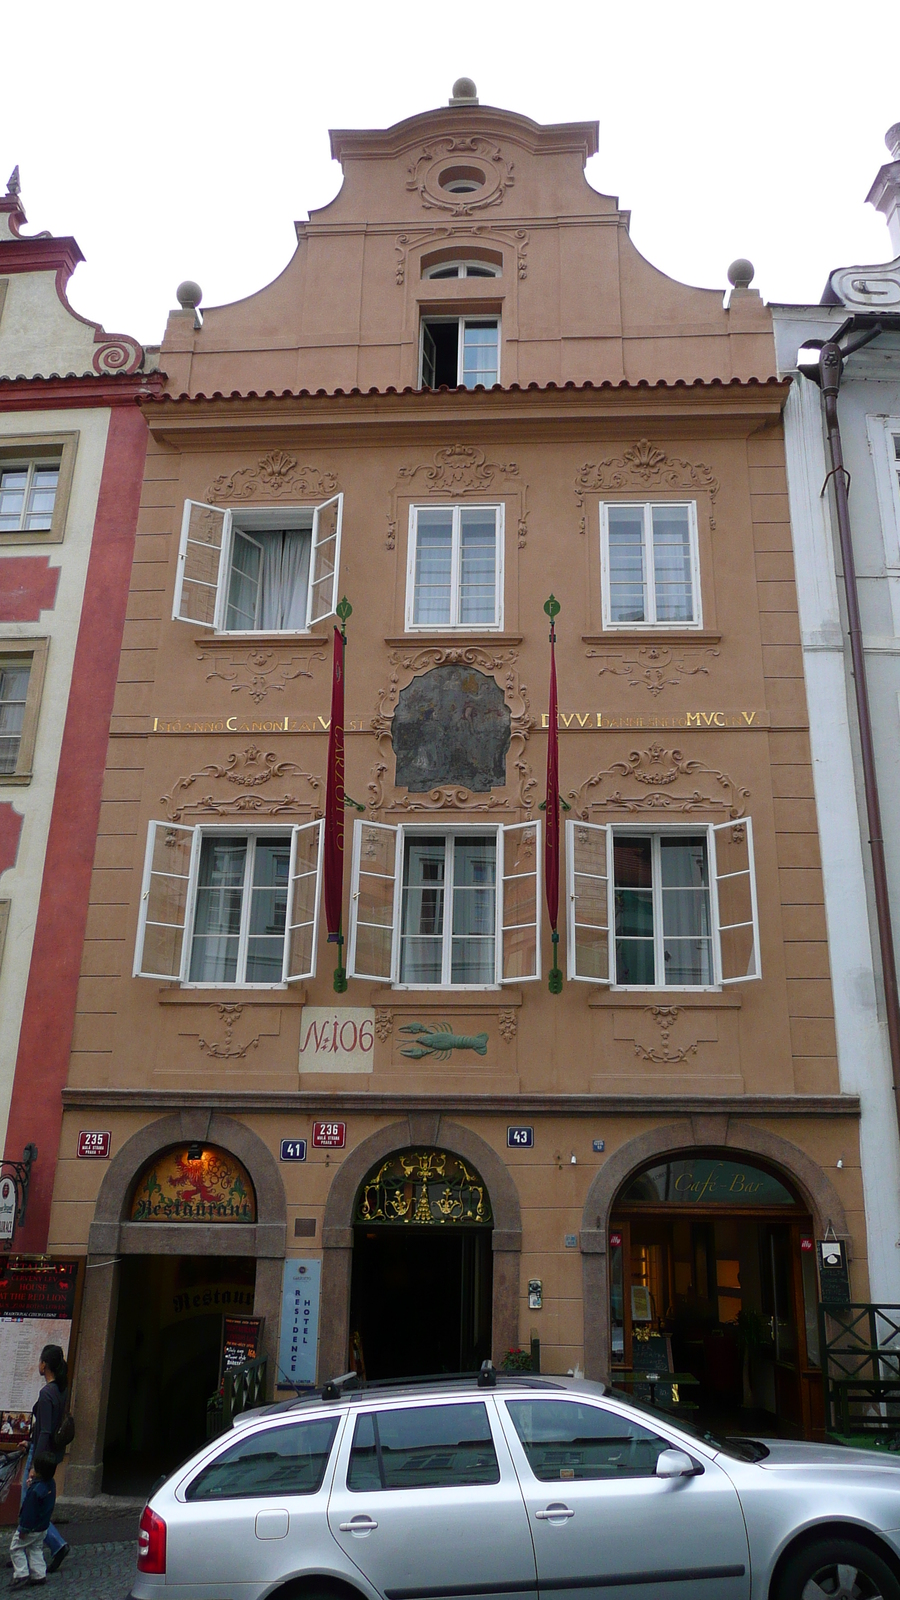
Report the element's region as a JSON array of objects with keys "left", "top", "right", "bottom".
[{"left": 0, "top": 168, "right": 161, "bottom": 1262}]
